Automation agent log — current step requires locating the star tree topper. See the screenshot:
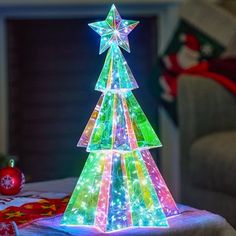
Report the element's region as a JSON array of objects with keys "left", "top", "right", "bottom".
[{"left": 88, "top": 4, "right": 139, "bottom": 54}]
